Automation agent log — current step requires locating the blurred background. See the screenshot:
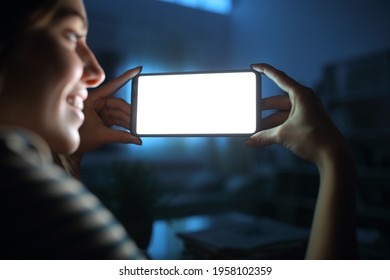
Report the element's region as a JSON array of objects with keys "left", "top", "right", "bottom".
[{"left": 81, "top": 0, "right": 390, "bottom": 259}]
